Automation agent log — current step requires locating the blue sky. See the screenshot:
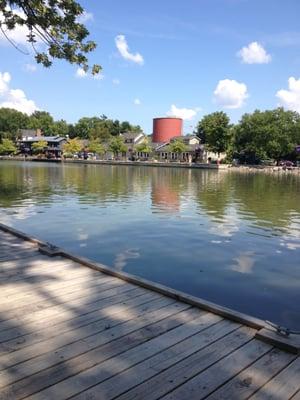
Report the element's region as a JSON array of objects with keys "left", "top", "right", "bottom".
[{"left": 1, "top": 0, "right": 300, "bottom": 133}]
